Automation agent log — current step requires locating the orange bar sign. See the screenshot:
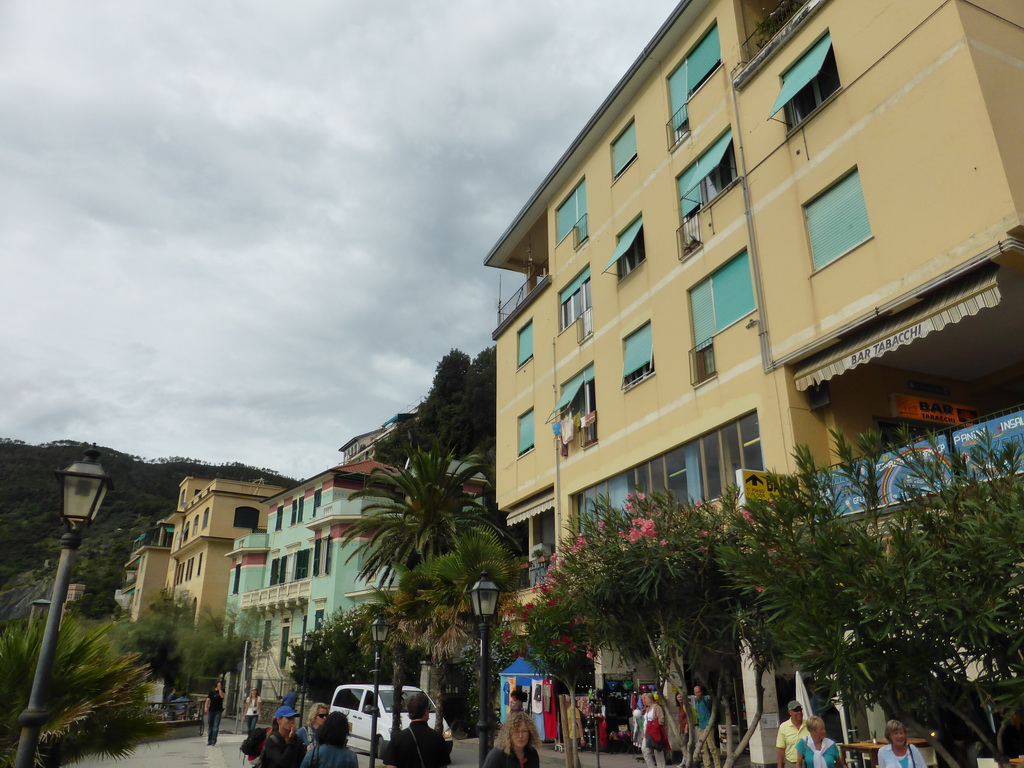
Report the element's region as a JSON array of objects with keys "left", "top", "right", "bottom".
[{"left": 893, "top": 394, "right": 978, "bottom": 425}]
